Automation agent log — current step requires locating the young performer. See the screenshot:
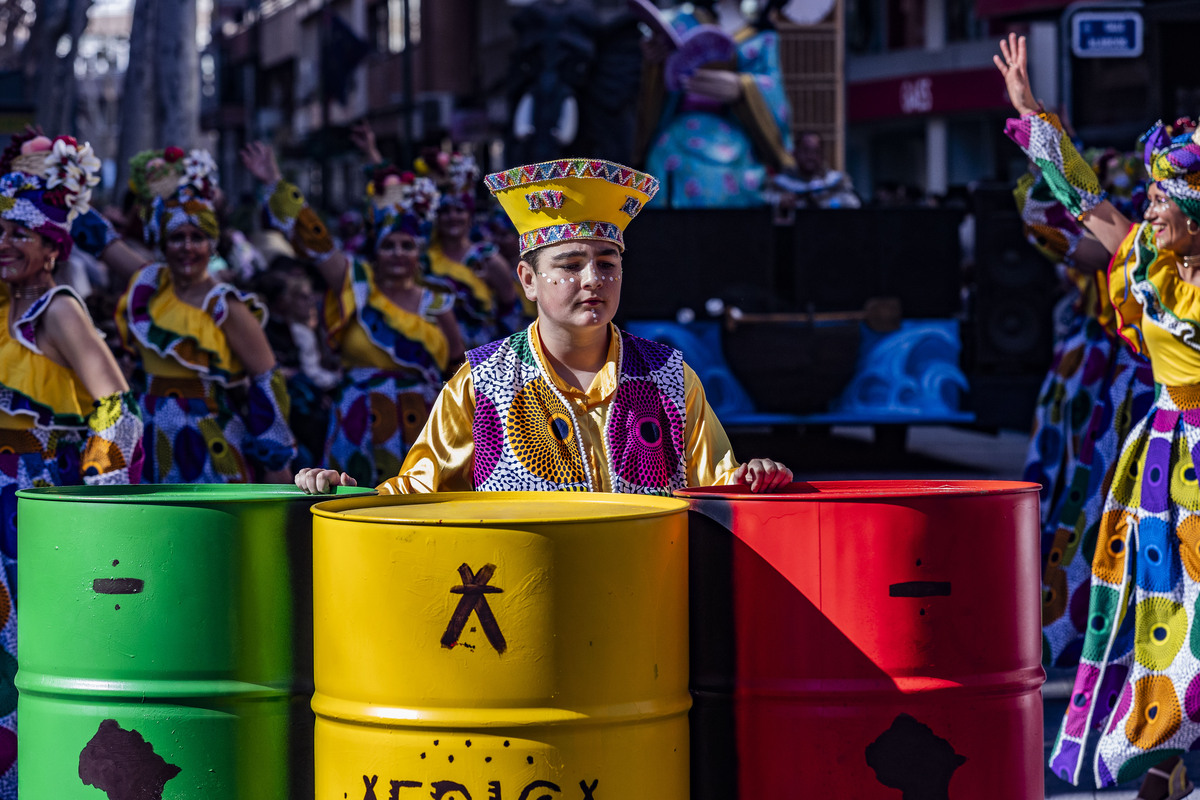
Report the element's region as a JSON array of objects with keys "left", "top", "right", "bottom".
[{"left": 297, "top": 158, "right": 790, "bottom": 494}]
